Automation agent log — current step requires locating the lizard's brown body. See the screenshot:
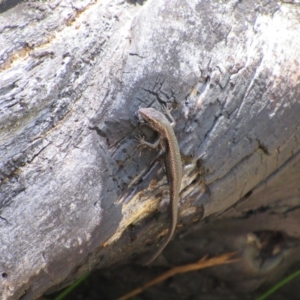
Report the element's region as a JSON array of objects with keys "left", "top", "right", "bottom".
[{"left": 138, "top": 107, "right": 182, "bottom": 265}]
